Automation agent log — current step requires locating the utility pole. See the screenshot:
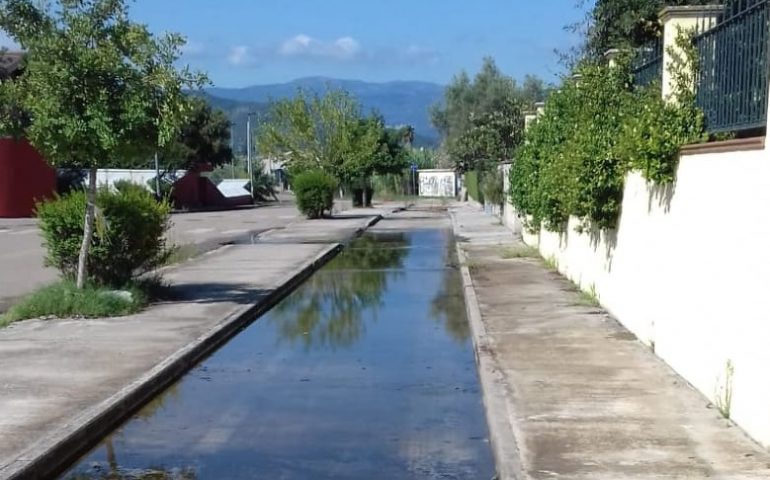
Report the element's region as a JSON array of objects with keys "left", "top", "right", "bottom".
[
  {"left": 230, "top": 122, "right": 237, "bottom": 180},
  {"left": 246, "top": 113, "right": 255, "bottom": 200}
]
